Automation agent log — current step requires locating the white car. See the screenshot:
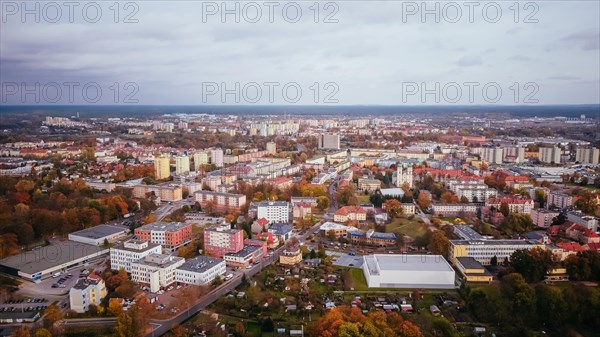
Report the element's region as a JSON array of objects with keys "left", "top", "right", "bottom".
[{"left": 246, "top": 265, "right": 252, "bottom": 269}]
